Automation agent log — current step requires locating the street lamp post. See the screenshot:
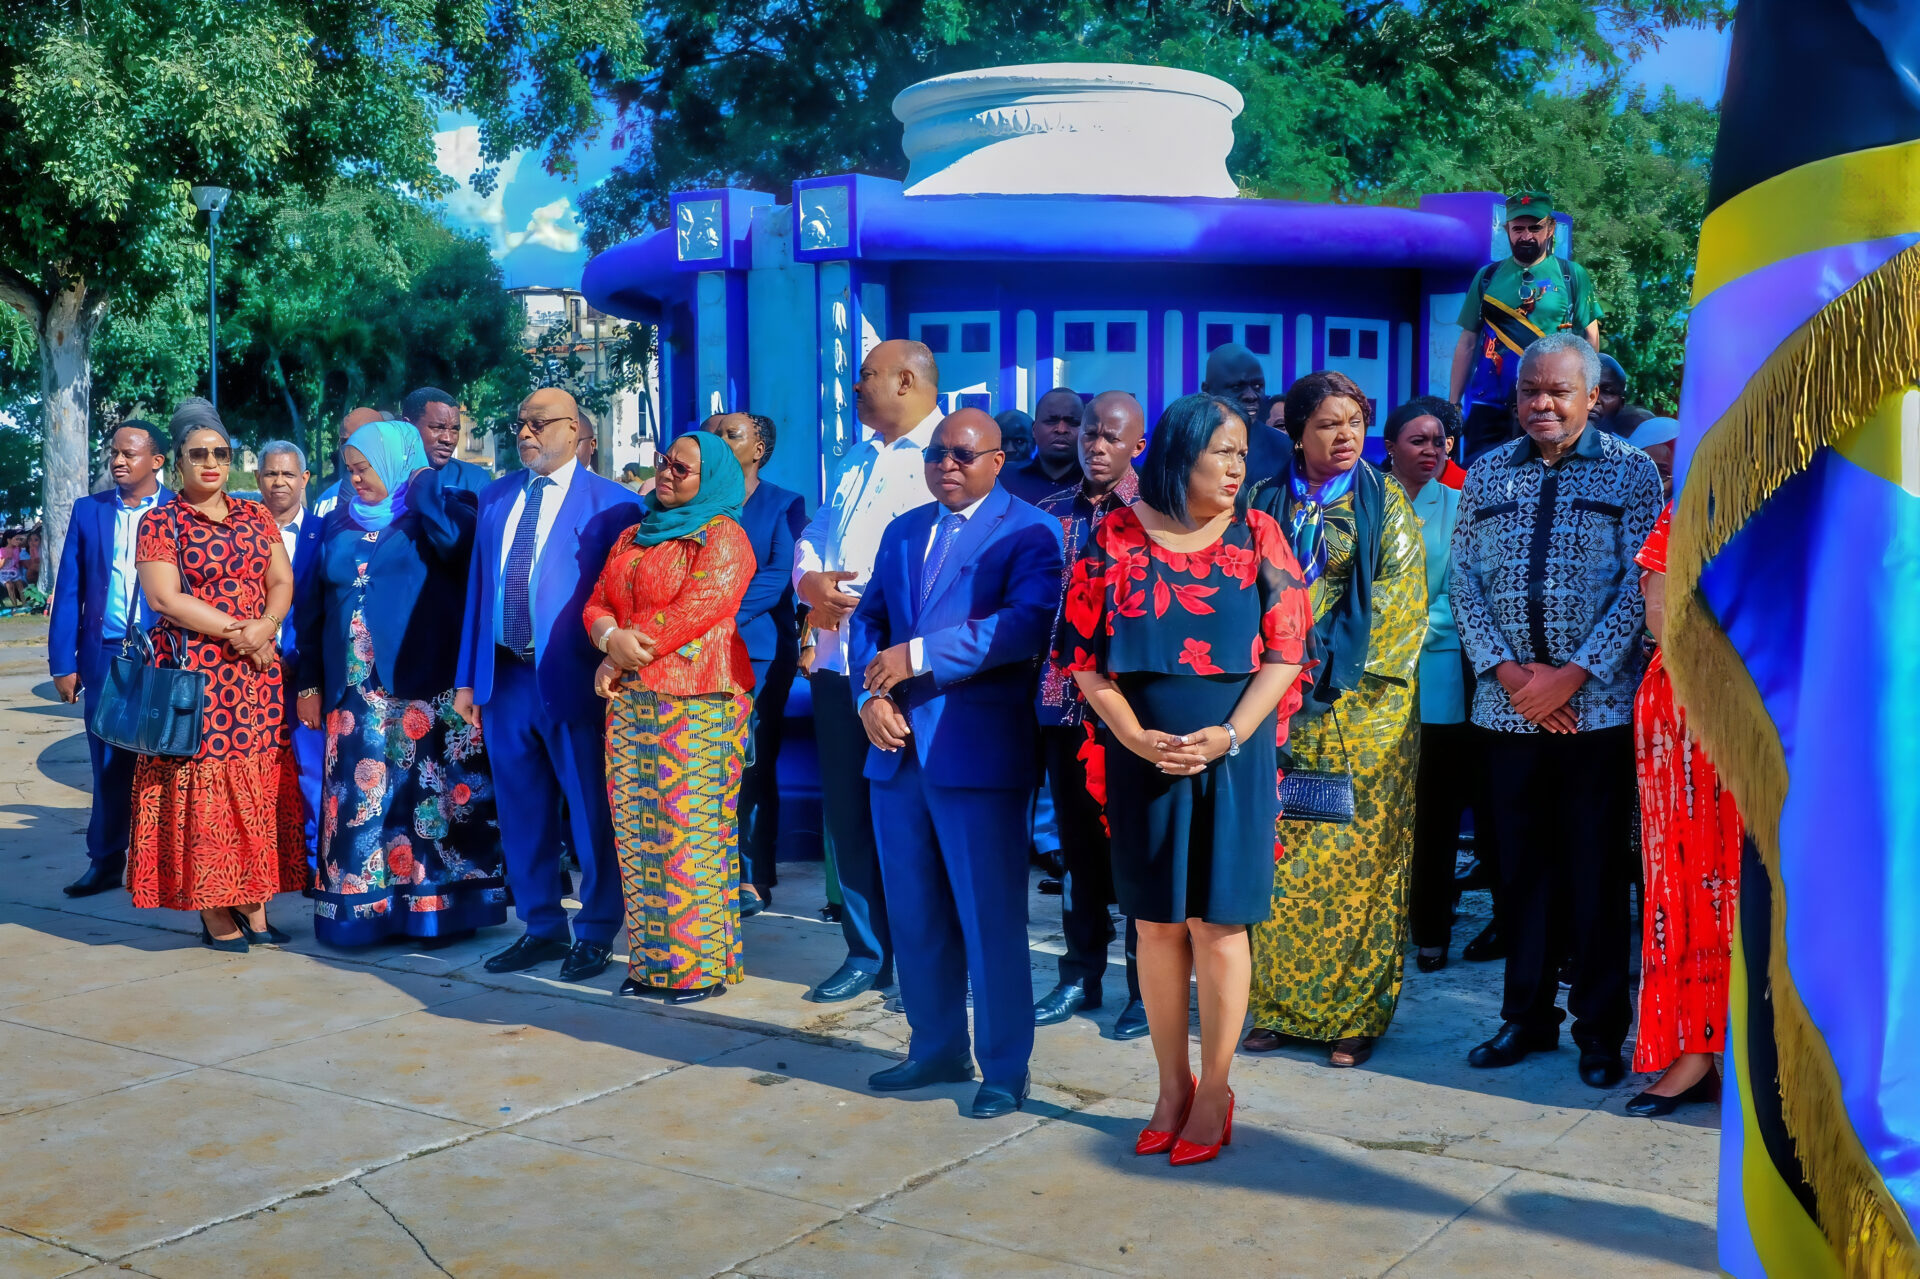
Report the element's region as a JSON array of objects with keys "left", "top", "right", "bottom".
[{"left": 190, "top": 185, "right": 231, "bottom": 411}]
